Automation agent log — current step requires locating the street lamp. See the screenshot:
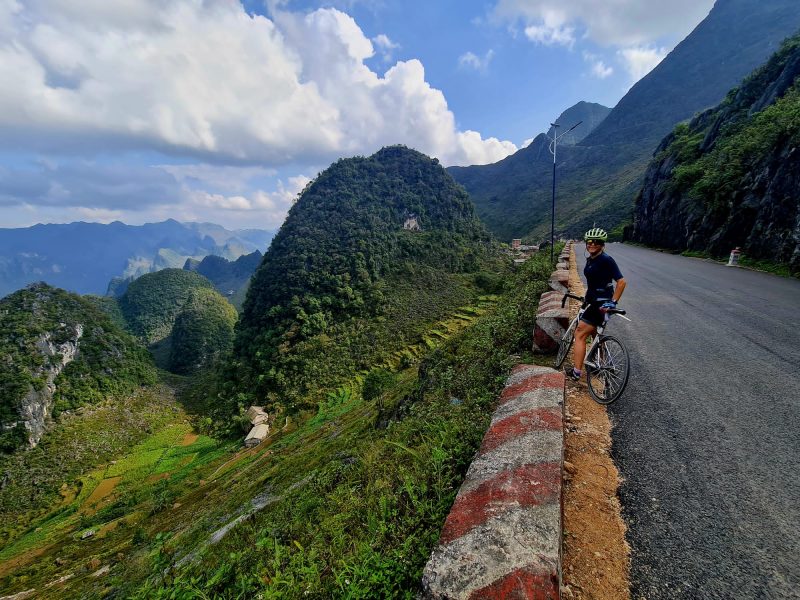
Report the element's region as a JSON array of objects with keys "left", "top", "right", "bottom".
[{"left": 546, "top": 120, "right": 582, "bottom": 264}]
